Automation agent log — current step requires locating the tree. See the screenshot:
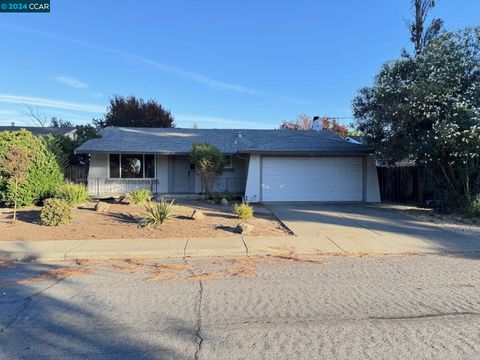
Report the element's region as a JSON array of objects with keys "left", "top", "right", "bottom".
[
  {"left": 50, "top": 124, "right": 99, "bottom": 166},
  {"left": 406, "top": 0, "right": 444, "bottom": 56},
  {"left": 94, "top": 95, "right": 175, "bottom": 128},
  {"left": 279, "top": 114, "right": 312, "bottom": 130},
  {"left": 50, "top": 117, "right": 75, "bottom": 128},
  {"left": 0, "top": 147, "right": 35, "bottom": 221},
  {"left": 320, "top": 117, "right": 349, "bottom": 138},
  {"left": 353, "top": 28, "right": 480, "bottom": 212},
  {"left": 190, "top": 143, "right": 225, "bottom": 198},
  {"left": 0, "top": 129, "right": 64, "bottom": 207},
  {"left": 25, "top": 105, "right": 48, "bottom": 127},
  {"left": 279, "top": 114, "right": 349, "bottom": 137}
]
